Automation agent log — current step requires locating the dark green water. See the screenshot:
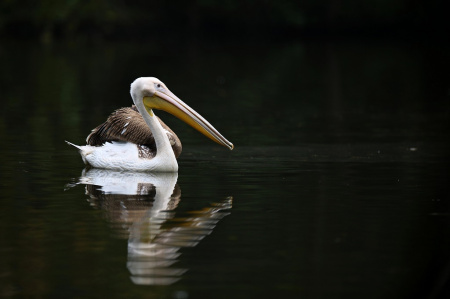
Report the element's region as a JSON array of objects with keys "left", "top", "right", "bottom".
[{"left": 0, "top": 40, "right": 449, "bottom": 298}]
